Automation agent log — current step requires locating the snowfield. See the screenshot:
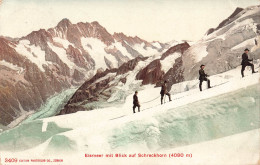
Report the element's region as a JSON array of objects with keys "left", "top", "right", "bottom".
[
  {"left": 133, "top": 42, "right": 160, "bottom": 57},
  {"left": 184, "top": 42, "right": 208, "bottom": 63},
  {"left": 53, "top": 37, "right": 75, "bottom": 49},
  {"left": 113, "top": 42, "right": 133, "bottom": 59},
  {"left": 0, "top": 65, "right": 259, "bottom": 165},
  {"left": 15, "top": 40, "right": 48, "bottom": 72},
  {"left": 160, "top": 52, "right": 181, "bottom": 73},
  {"left": 231, "top": 38, "right": 256, "bottom": 50},
  {"left": 47, "top": 42, "right": 76, "bottom": 69},
  {"left": 81, "top": 37, "right": 111, "bottom": 70}
]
